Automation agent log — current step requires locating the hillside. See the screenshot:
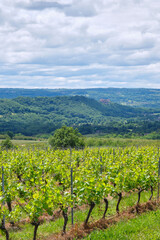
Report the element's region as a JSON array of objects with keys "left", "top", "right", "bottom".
[
  {"left": 0, "top": 96, "right": 160, "bottom": 136},
  {"left": 0, "top": 88, "right": 160, "bottom": 108}
]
